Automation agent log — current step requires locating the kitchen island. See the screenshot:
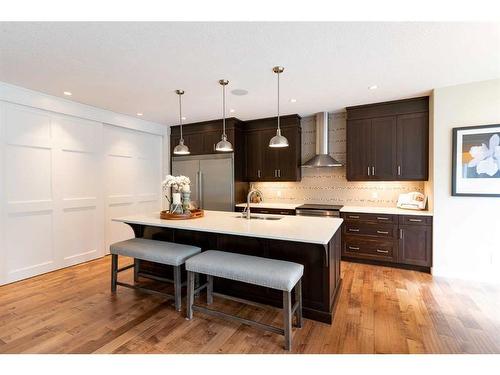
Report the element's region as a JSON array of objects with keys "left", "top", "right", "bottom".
[{"left": 113, "top": 210, "right": 343, "bottom": 323}]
